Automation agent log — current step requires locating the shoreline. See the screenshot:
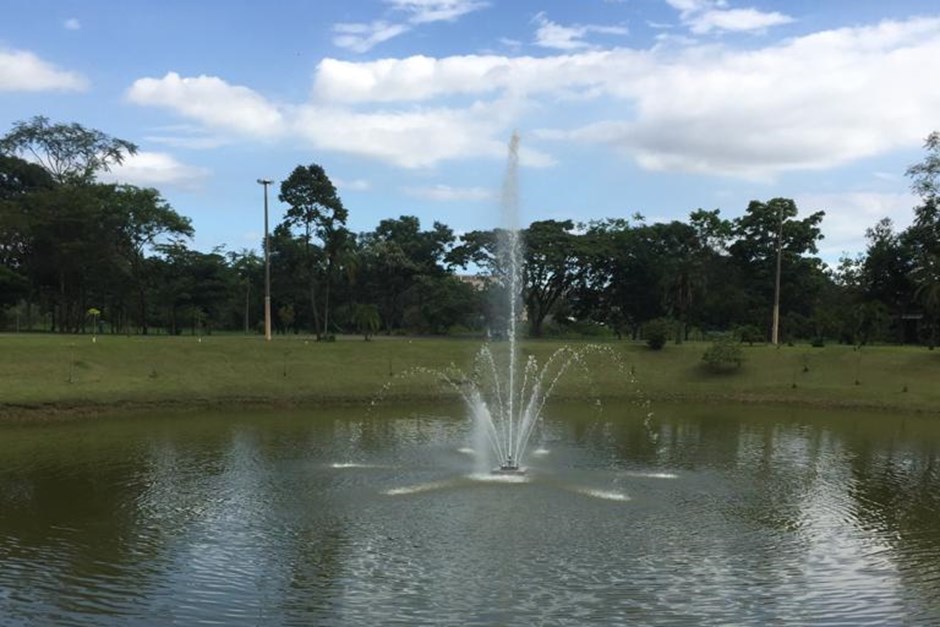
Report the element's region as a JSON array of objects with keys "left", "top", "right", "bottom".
[{"left": 3, "top": 390, "right": 937, "bottom": 423}]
